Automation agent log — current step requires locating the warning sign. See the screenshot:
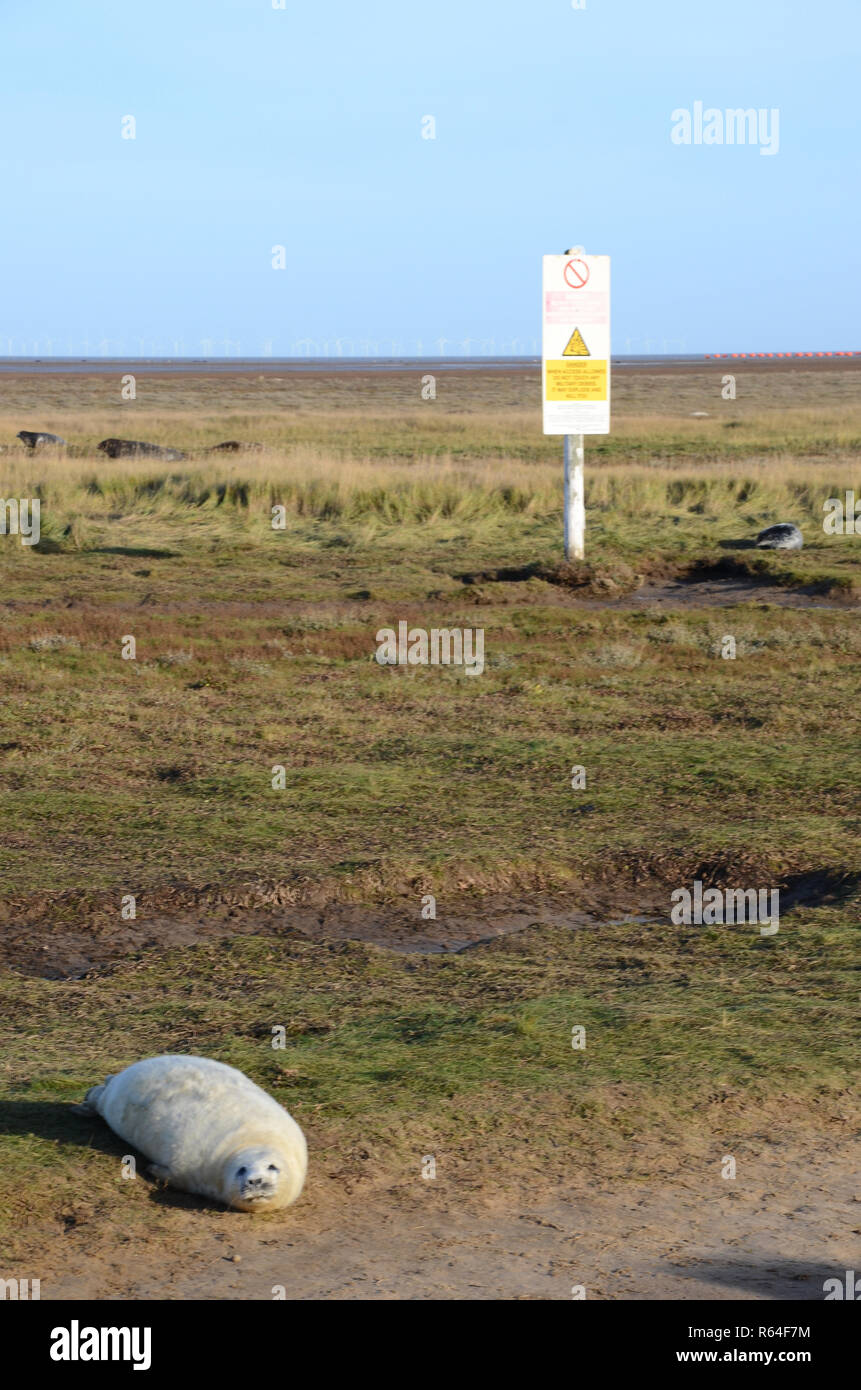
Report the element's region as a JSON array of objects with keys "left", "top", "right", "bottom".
[
  {"left": 542, "top": 252, "right": 610, "bottom": 434},
  {"left": 562, "top": 327, "right": 590, "bottom": 357},
  {"left": 545, "top": 361, "right": 607, "bottom": 401}
]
